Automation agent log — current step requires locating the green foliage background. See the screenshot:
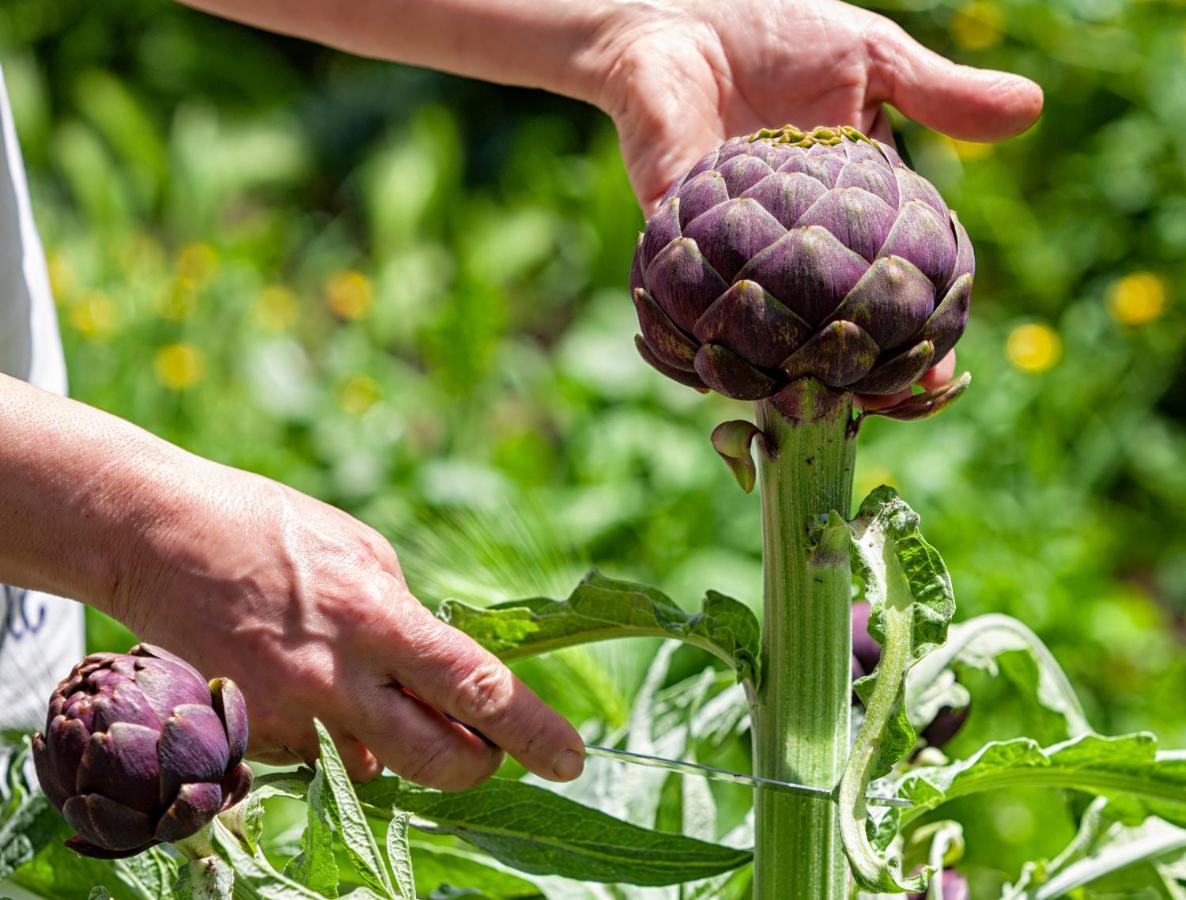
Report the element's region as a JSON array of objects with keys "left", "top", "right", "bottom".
[{"left": 5, "top": 0, "right": 1186, "bottom": 892}]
